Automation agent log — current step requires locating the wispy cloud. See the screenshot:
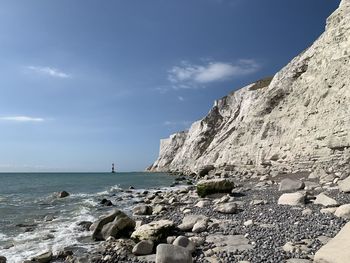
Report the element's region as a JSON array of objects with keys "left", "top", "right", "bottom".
[
  {"left": 164, "top": 120, "right": 192, "bottom": 127},
  {"left": 178, "top": 96, "right": 185, "bottom": 102},
  {"left": 0, "top": 116, "right": 45, "bottom": 122},
  {"left": 27, "top": 66, "right": 71, "bottom": 78},
  {"left": 168, "top": 59, "right": 260, "bottom": 89}
]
